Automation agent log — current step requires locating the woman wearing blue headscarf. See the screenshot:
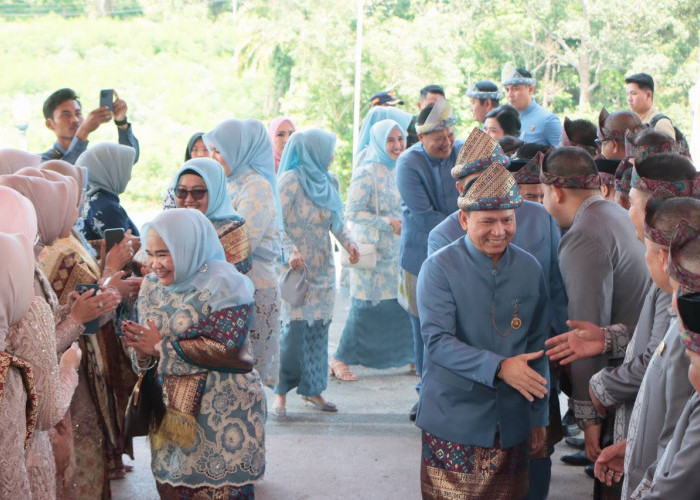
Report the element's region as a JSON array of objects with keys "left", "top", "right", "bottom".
[
  {"left": 273, "top": 129, "right": 359, "bottom": 416},
  {"left": 122, "top": 209, "right": 265, "bottom": 499},
  {"left": 203, "top": 119, "right": 281, "bottom": 388},
  {"left": 76, "top": 142, "right": 139, "bottom": 243},
  {"left": 331, "top": 120, "right": 414, "bottom": 381},
  {"left": 354, "top": 106, "right": 412, "bottom": 168},
  {"left": 171, "top": 158, "right": 252, "bottom": 275}
]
